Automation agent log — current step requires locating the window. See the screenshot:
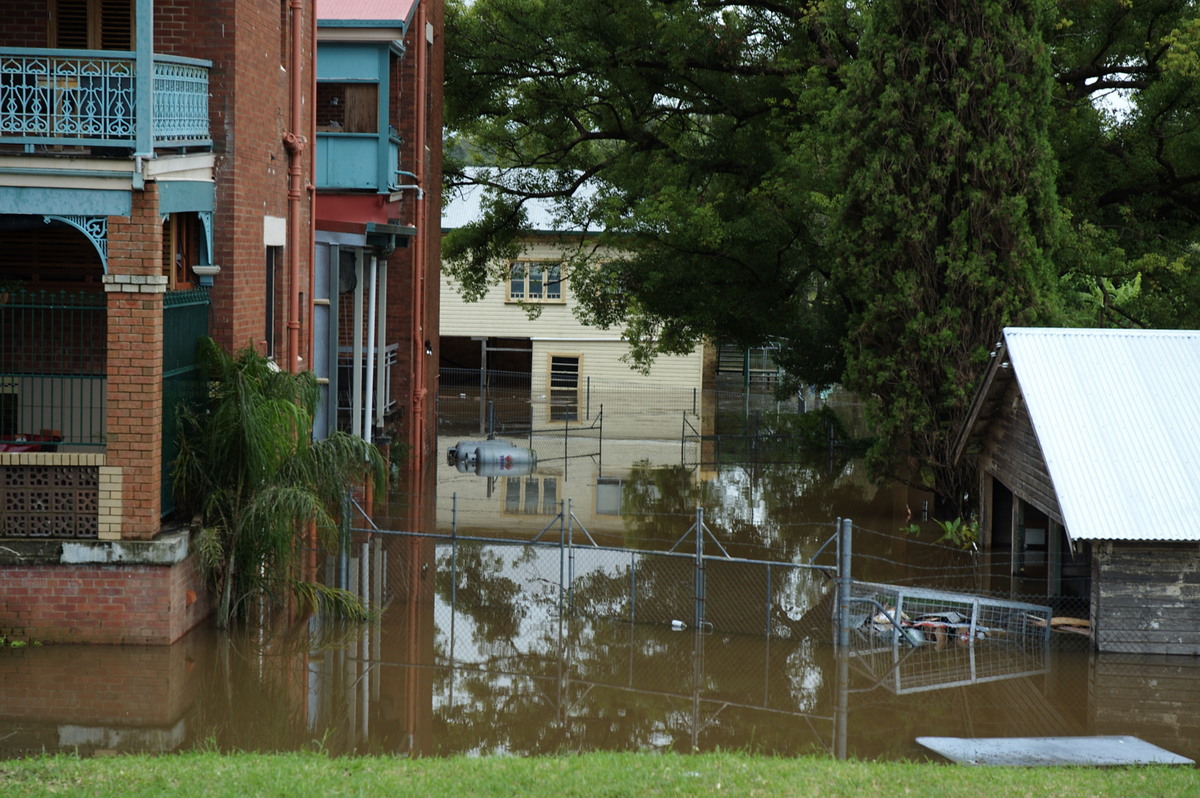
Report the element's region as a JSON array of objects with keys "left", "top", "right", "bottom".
[
  {"left": 316, "top": 82, "right": 378, "bottom": 133},
  {"left": 507, "top": 262, "right": 563, "bottom": 302},
  {"left": 162, "top": 213, "right": 200, "bottom": 290},
  {"left": 503, "top": 477, "right": 559, "bottom": 515},
  {"left": 595, "top": 477, "right": 623, "bottom": 516},
  {"left": 52, "top": 0, "right": 133, "bottom": 50},
  {"left": 266, "top": 247, "right": 282, "bottom": 358},
  {"left": 548, "top": 355, "right": 580, "bottom": 422}
]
